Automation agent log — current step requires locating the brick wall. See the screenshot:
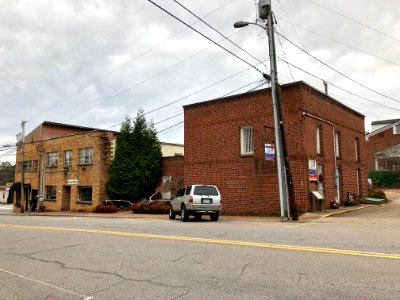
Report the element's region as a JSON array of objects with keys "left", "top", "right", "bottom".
[
  {"left": 184, "top": 81, "right": 367, "bottom": 215},
  {"left": 159, "top": 156, "right": 184, "bottom": 197}
]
